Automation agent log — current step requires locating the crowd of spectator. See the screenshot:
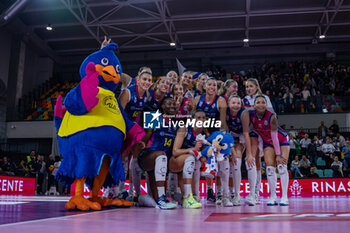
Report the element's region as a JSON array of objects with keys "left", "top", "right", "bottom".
[
  {"left": 224, "top": 61, "right": 350, "bottom": 114},
  {"left": 0, "top": 150, "right": 67, "bottom": 195},
  {"left": 287, "top": 120, "right": 350, "bottom": 178}
]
